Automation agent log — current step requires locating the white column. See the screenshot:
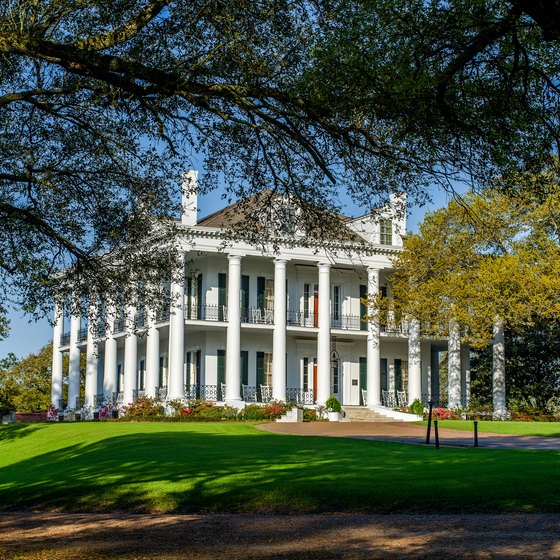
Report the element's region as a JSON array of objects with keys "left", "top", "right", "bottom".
[
  {"left": 407, "top": 318, "right": 422, "bottom": 403},
  {"left": 448, "top": 319, "right": 462, "bottom": 408},
  {"left": 84, "top": 303, "right": 98, "bottom": 409},
  {"left": 461, "top": 343, "right": 471, "bottom": 405},
  {"left": 367, "top": 267, "right": 381, "bottom": 406},
  {"left": 145, "top": 306, "right": 160, "bottom": 397},
  {"left": 68, "top": 306, "right": 81, "bottom": 410},
  {"left": 492, "top": 319, "right": 507, "bottom": 417},
  {"left": 168, "top": 254, "right": 185, "bottom": 400},
  {"left": 272, "top": 258, "right": 287, "bottom": 401},
  {"left": 103, "top": 304, "right": 118, "bottom": 400},
  {"left": 316, "top": 262, "right": 331, "bottom": 404},
  {"left": 51, "top": 300, "right": 64, "bottom": 408},
  {"left": 226, "top": 254, "right": 242, "bottom": 401},
  {"left": 123, "top": 304, "right": 138, "bottom": 404}
]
